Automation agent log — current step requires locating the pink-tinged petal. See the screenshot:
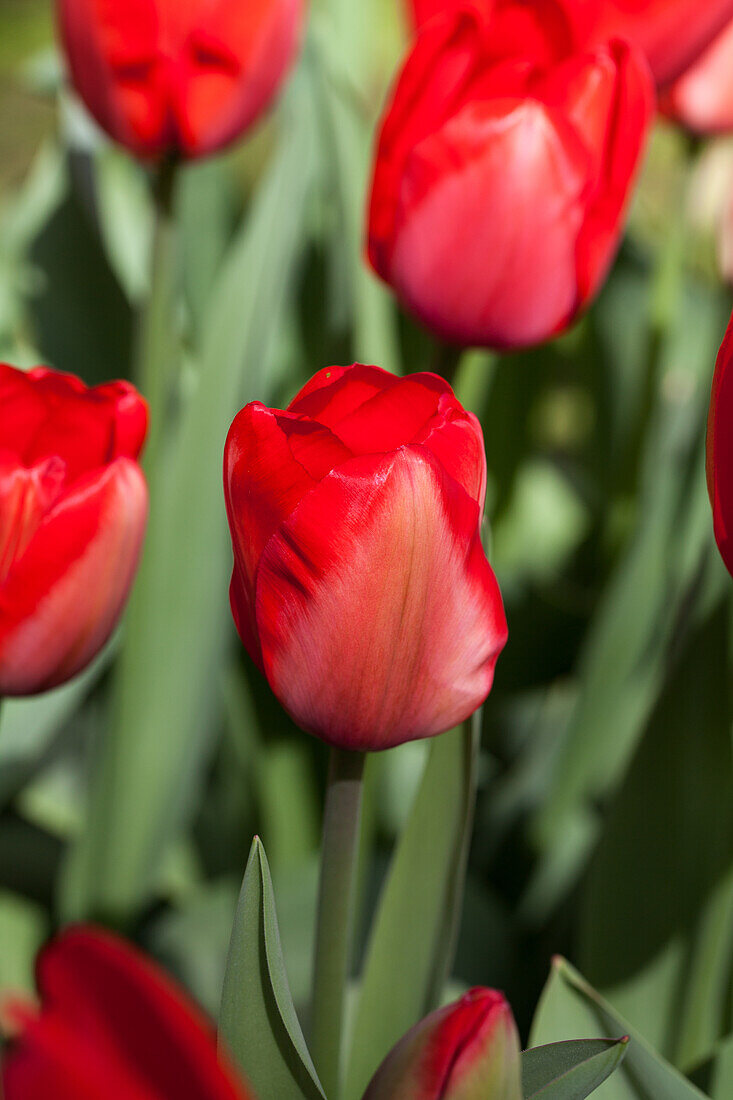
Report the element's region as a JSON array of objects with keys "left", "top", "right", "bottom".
[
  {"left": 0, "top": 458, "right": 148, "bottom": 695},
  {"left": 362, "top": 987, "right": 521, "bottom": 1100},
  {"left": 707, "top": 313, "right": 733, "bottom": 576},
  {"left": 592, "top": 0, "right": 733, "bottom": 87},
  {"left": 224, "top": 401, "right": 351, "bottom": 663},
  {"left": 661, "top": 19, "right": 733, "bottom": 133},
  {"left": 2, "top": 926, "right": 252, "bottom": 1100},
  {"left": 387, "top": 97, "right": 589, "bottom": 349},
  {"left": 255, "top": 446, "right": 507, "bottom": 752}
]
